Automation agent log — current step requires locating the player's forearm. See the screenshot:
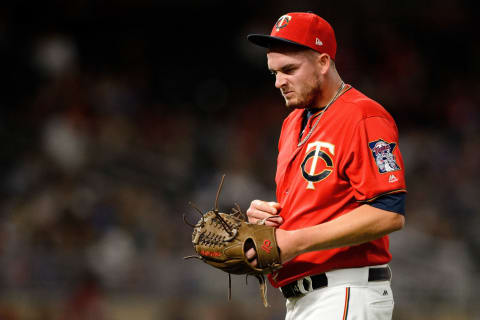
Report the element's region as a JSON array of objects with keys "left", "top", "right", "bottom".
[{"left": 278, "top": 205, "right": 405, "bottom": 262}]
